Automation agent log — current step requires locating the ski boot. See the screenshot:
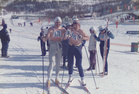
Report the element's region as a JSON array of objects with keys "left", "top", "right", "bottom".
[
  {"left": 87, "top": 67, "right": 92, "bottom": 71},
  {"left": 55, "top": 79, "right": 60, "bottom": 85},
  {"left": 68, "top": 75, "right": 73, "bottom": 83},
  {"left": 81, "top": 77, "right": 86, "bottom": 86},
  {"left": 46, "top": 80, "right": 51, "bottom": 87}
]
